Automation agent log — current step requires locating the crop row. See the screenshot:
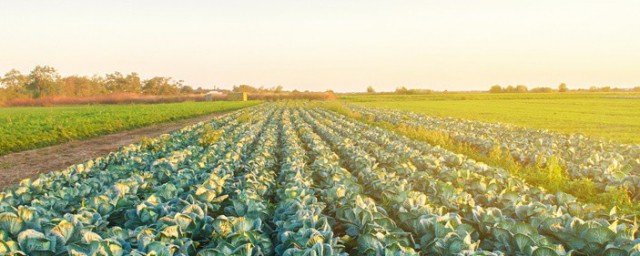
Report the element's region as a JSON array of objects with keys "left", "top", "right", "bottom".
[
  {"left": 292, "top": 109, "right": 419, "bottom": 255},
  {"left": 345, "top": 104, "right": 640, "bottom": 201},
  {"left": 301, "top": 107, "right": 639, "bottom": 255},
  {"left": 0, "top": 107, "right": 278, "bottom": 255}
]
